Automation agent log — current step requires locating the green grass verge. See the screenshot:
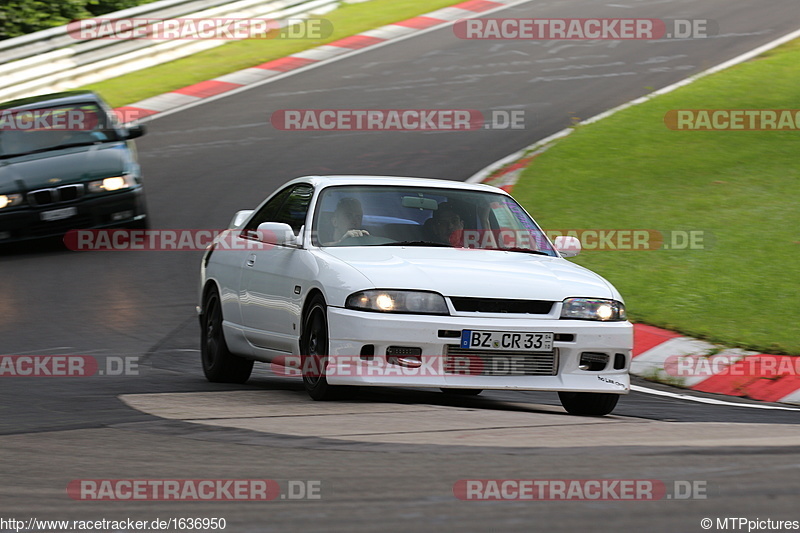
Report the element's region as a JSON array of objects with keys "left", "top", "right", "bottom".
[
  {"left": 512, "top": 39, "right": 800, "bottom": 354},
  {"left": 79, "top": 0, "right": 459, "bottom": 108}
]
